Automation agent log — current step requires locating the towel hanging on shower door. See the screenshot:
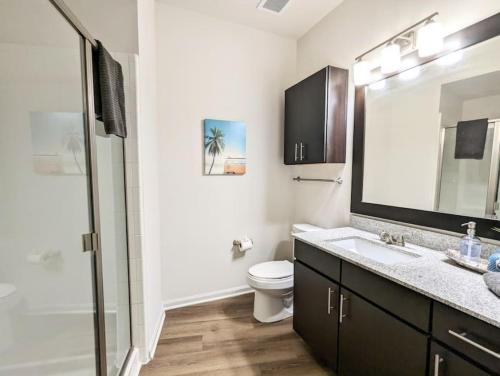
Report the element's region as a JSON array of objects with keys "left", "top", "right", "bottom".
[
  {"left": 454, "top": 118, "right": 488, "bottom": 159},
  {"left": 92, "top": 40, "right": 127, "bottom": 138}
]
